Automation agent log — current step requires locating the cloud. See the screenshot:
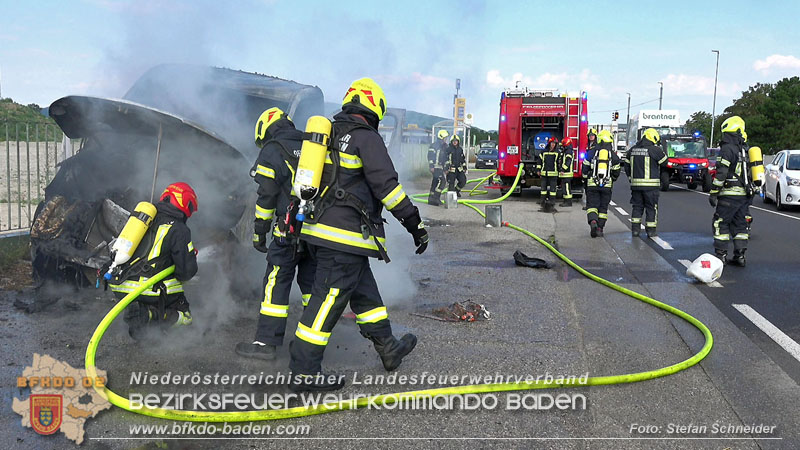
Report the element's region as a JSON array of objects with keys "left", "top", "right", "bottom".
[
  {"left": 753, "top": 54, "right": 800, "bottom": 73},
  {"left": 381, "top": 72, "right": 451, "bottom": 92},
  {"left": 661, "top": 73, "right": 739, "bottom": 97},
  {"left": 485, "top": 69, "right": 601, "bottom": 96}
]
